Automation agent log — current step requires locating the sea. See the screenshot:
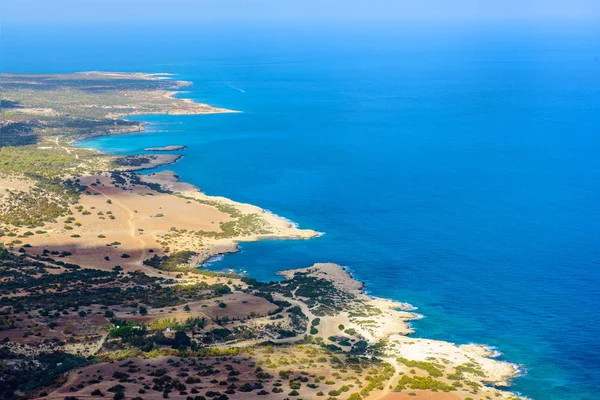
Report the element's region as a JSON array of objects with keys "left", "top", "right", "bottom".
[{"left": 2, "top": 21, "right": 599, "bottom": 400}]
